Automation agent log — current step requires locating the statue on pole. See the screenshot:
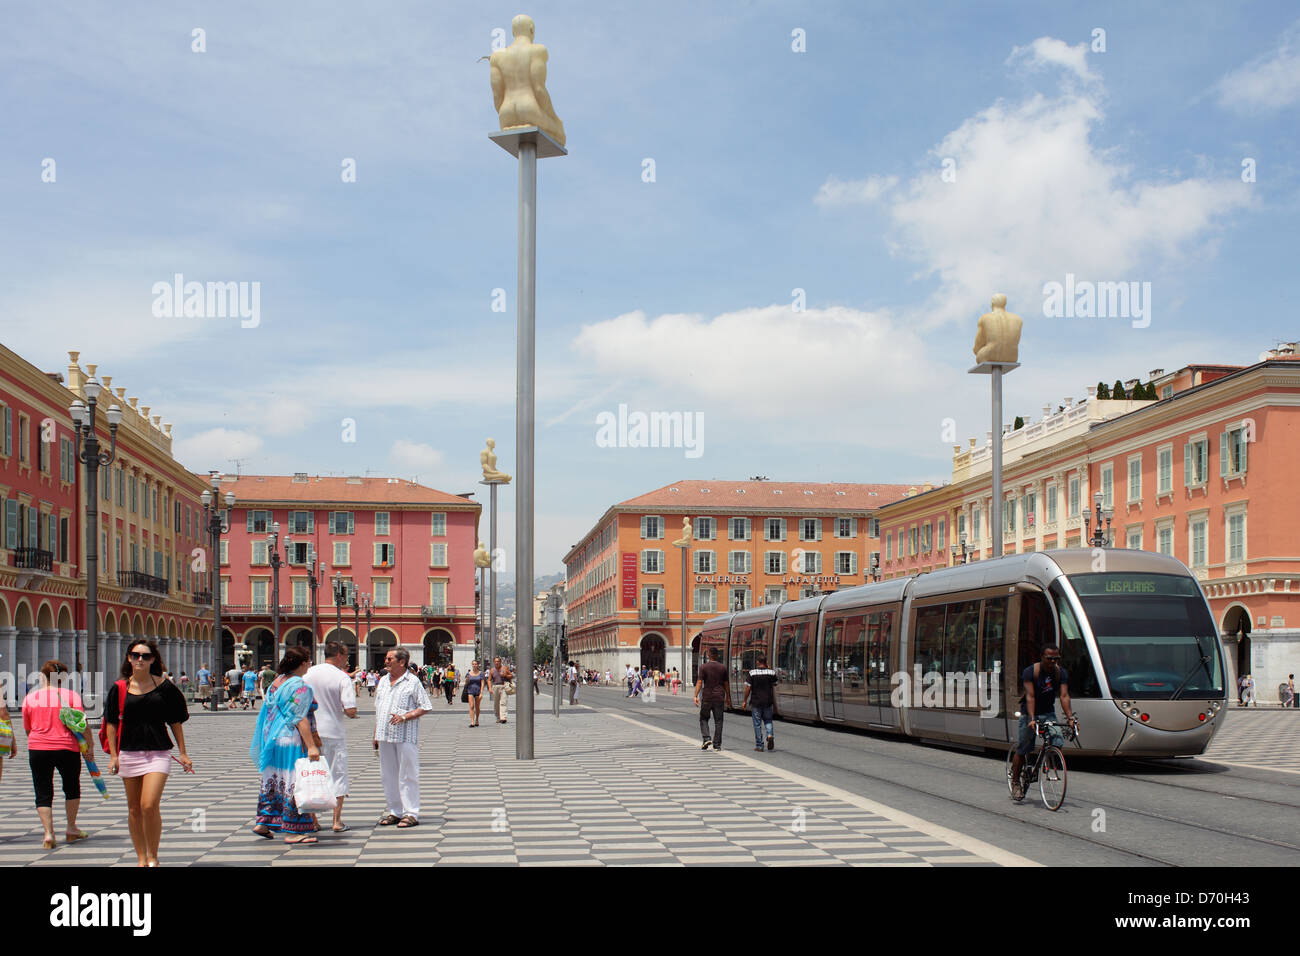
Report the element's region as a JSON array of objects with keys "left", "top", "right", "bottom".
[
  {"left": 474, "top": 541, "right": 492, "bottom": 569},
  {"left": 973, "top": 294, "right": 1023, "bottom": 365},
  {"left": 490, "top": 14, "right": 566, "bottom": 146},
  {"left": 480, "top": 438, "right": 512, "bottom": 483},
  {"left": 671, "top": 517, "right": 693, "bottom": 548}
]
